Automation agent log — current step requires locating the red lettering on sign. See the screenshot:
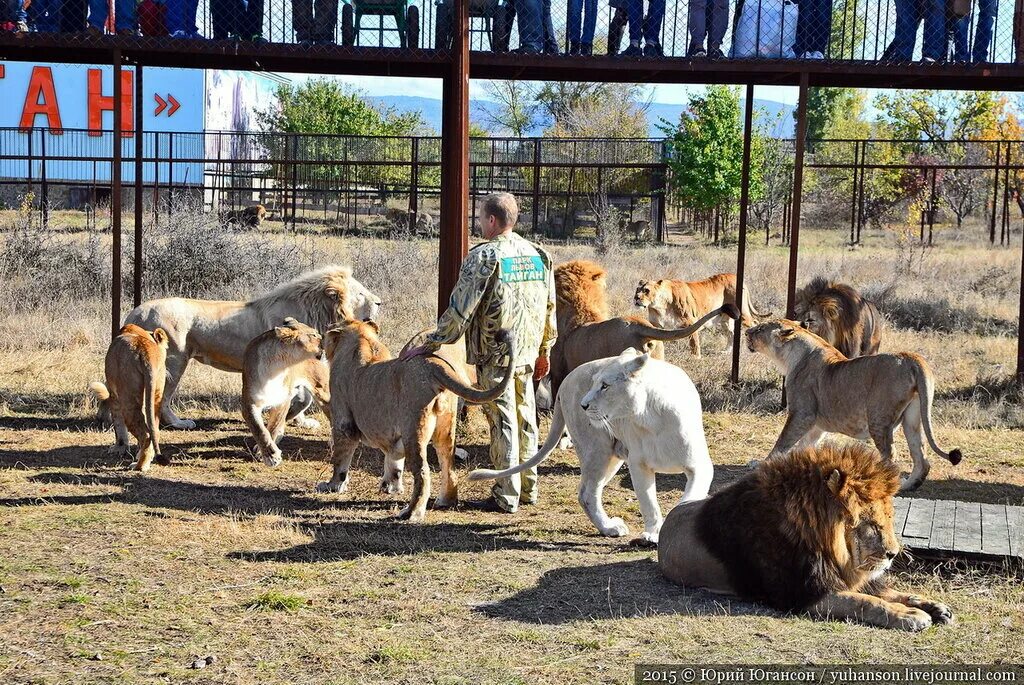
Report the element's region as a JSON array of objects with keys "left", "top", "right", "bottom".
[
  {"left": 19, "top": 66, "right": 63, "bottom": 131},
  {"left": 87, "top": 68, "right": 134, "bottom": 138}
]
